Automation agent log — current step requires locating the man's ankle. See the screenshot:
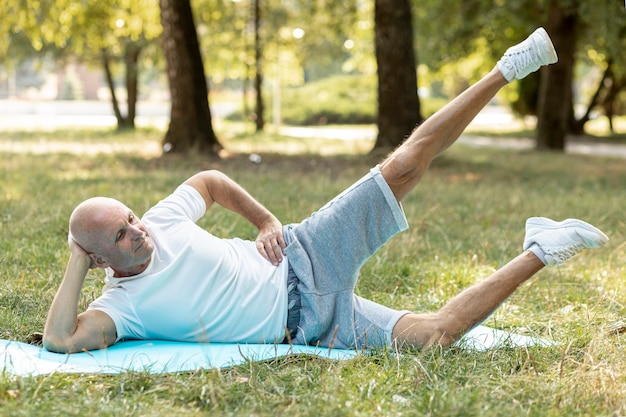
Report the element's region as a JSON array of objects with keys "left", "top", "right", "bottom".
[{"left": 526, "top": 243, "right": 547, "bottom": 265}]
